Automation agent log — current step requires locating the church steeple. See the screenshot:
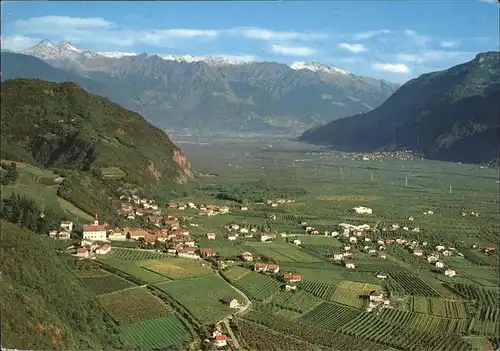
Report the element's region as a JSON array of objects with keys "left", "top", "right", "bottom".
[{"left": 93, "top": 214, "right": 99, "bottom": 226}]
